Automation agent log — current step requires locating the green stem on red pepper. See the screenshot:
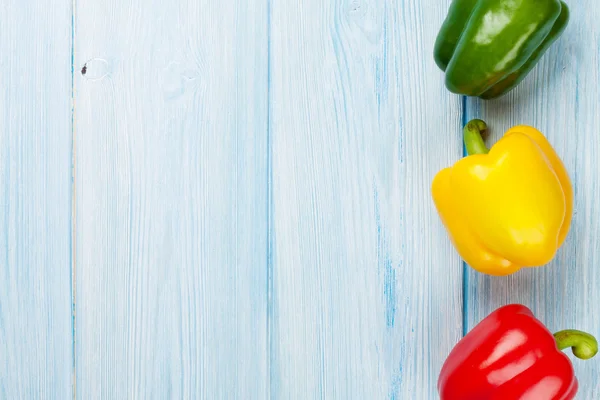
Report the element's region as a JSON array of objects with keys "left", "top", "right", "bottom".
[
  {"left": 463, "top": 119, "right": 489, "bottom": 156},
  {"left": 554, "top": 330, "right": 599, "bottom": 360}
]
